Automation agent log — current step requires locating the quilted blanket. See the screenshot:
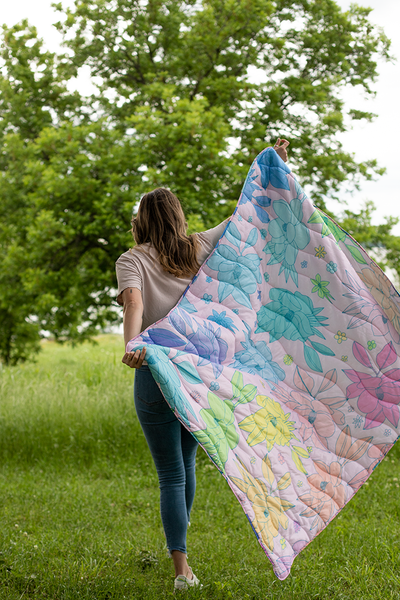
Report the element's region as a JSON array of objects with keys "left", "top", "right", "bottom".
[{"left": 127, "top": 148, "right": 400, "bottom": 580}]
